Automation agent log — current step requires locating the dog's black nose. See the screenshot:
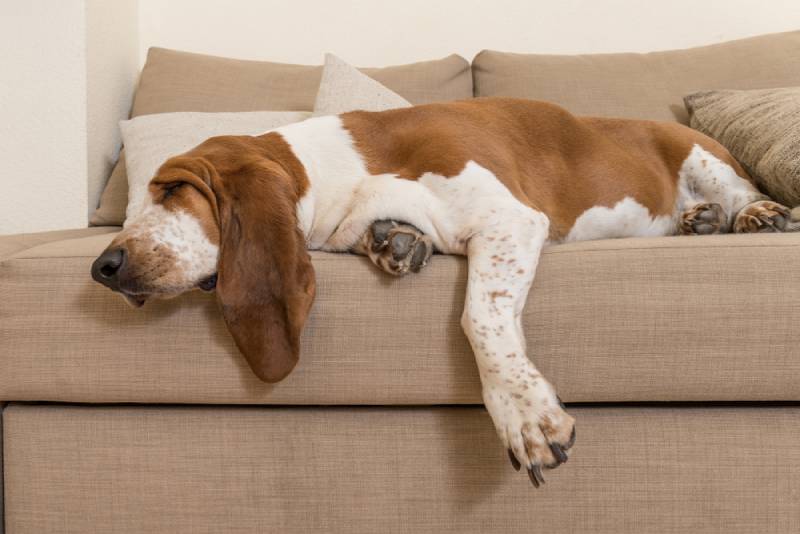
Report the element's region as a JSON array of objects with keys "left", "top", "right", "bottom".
[{"left": 91, "top": 248, "right": 126, "bottom": 290}]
